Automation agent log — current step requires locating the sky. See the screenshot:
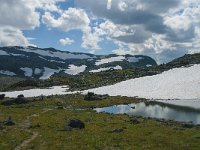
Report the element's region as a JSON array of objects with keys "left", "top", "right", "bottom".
[{"left": 0, "top": 0, "right": 200, "bottom": 63}]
